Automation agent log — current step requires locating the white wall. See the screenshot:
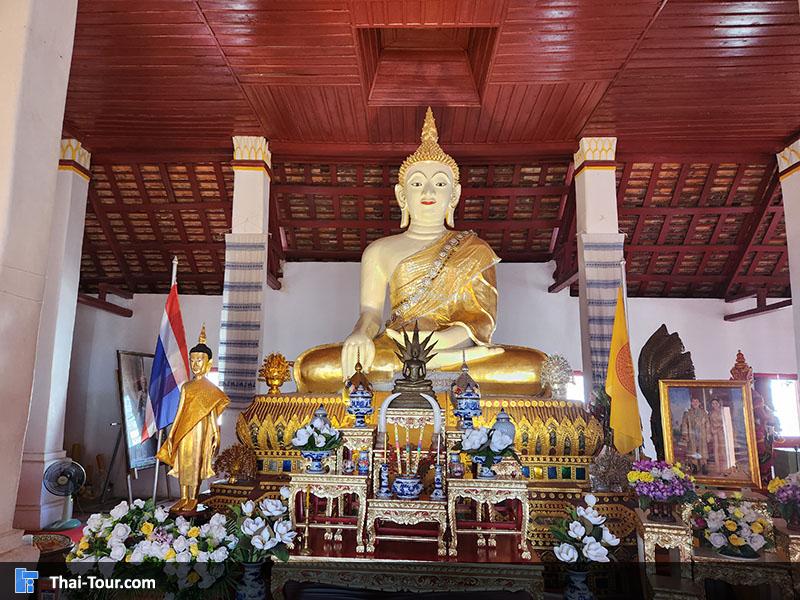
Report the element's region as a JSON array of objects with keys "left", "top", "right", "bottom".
[{"left": 66, "top": 261, "right": 797, "bottom": 499}]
